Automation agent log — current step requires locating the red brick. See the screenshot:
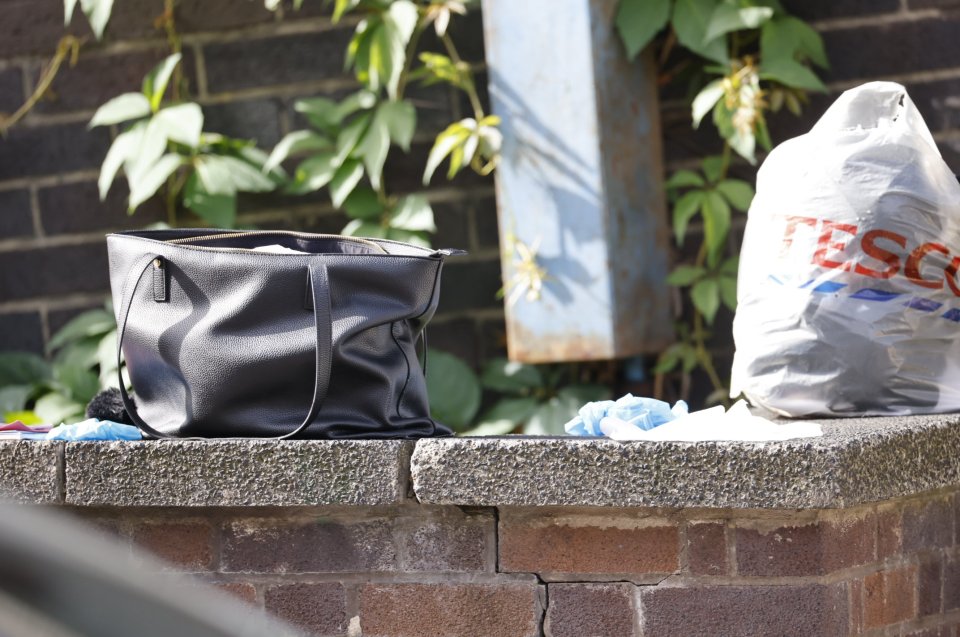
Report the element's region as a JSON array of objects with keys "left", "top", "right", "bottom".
[
  {"left": 499, "top": 518, "right": 678, "bottom": 577},
  {"left": 131, "top": 521, "right": 213, "bottom": 571},
  {"left": 849, "top": 579, "right": 864, "bottom": 635},
  {"left": 736, "top": 515, "right": 875, "bottom": 577},
  {"left": 903, "top": 497, "right": 954, "bottom": 554},
  {"left": 358, "top": 583, "right": 541, "bottom": 637},
  {"left": 827, "top": 512, "right": 878, "bottom": 570},
  {"left": 639, "top": 584, "right": 848, "bottom": 636},
  {"left": 265, "top": 583, "right": 346, "bottom": 635},
  {"left": 943, "top": 553, "right": 960, "bottom": 611},
  {"left": 221, "top": 518, "right": 395, "bottom": 573},
  {"left": 864, "top": 565, "right": 918, "bottom": 628},
  {"left": 213, "top": 582, "right": 258, "bottom": 604},
  {"left": 905, "top": 627, "right": 952, "bottom": 637},
  {"left": 920, "top": 554, "right": 944, "bottom": 616},
  {"left": 546, "top": 583, "right": 637, "bottom": 637},
  {"left": 878, "top": 506, "right": 903, "bottom": 561},
  {"left": 686, "top": 522, "right": 728, "bottom": 576},
  {"left": 400, "top": 512, "right": 492, "bottom": 572}
]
